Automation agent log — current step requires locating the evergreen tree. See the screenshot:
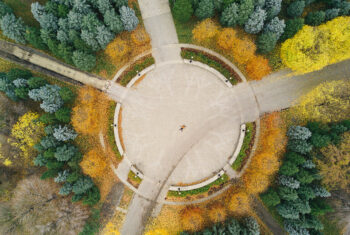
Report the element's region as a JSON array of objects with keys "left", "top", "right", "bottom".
[
  {"left": 261, "top": 188, "right": 280, "bottom": 207},
  {"left": 39, "top": 113, "right": 57, "bottom": 125},
  {"left": 72, "top": 176, "right": 94, "bottom": 194},
  {"left": 28, "top": 84, "right": 63, "bottom": 113},
  {"left": 81, "top": 30, "right": 100, "bottom": 51},
  {"left": 244, "top": 217, "right": 260, "bottom": 235},
  {"left": 257, "top": 31, "right": 278, "bottom": 54},
  {"left": 301, "top": 160, "right": 315, "bottom": 169},
  {"left": 119, "top": 6, "right": 139, "bottom": 31},
  {"left": 59, "top": 87, "right": 75, "bottom": 103},
  {"left": 54, "top": 169, "right": 70, "bottom": 183},
  {"left": 55, "top": 107, "right": 71, "bottom": 123},
  {"left": 237, "top": 0, "right": 254, "bottom": 26},
  {"left": 31, "top": 2, "right": 46, "bottom": 22},
  {"left": 72, "top": 50, "right": 96, "bottom": 71},
  {"left": 264, "top": 17, "right": 285, "bottom": 39},
  {"left": 287, "top": 126, "right": 312, "bottom": 141},
  {"left": 104, "top": 9, "right": 124, "bottom": 33},
  {"left": 287, "top": 140, "right": 313, "bottom": 154},
  {"left": 82, "top": 12, "right": 101, "bottom": 33},
  {"left": 53, "top": 125, "right": 77, "bottom": 141},
  {"left": 83, "top": 185, "right": 100, "bottom": 206},
  {"left": 264, "top": 0, "right": 282, "bottom": 20},
  {"left": 278, "top": 186, "right": 298, "bottom": 201},
  {"left": 294, "top": 199, "right": 311, "bottom": 214},
  {"left": 7, "top": 68, "right": 32, "bottom": 81},
  {"left": 25, "top": 27, "right": 48, "bottom": 50},
  {"left": 172, "top": 0, "right": 193, "bottom": 23},
  {"left": 38, "top": 13, "right": 58, "bottom": 32},
  {"left": 97, "top": 0, "right": 112, "bottom": 15},
  {"left": 244, "top": 7, "right": 266, "bottom": 34},
  {"left": 195, "top": 0, "right": 215, "bottom": 20},
  {"left": 55, "top": 144, "right": 78, "bottom": 162},
  {"left": 313, "top": 186, "right": 331, "bottom": 198},
  {"left": 295, "top": 169, "right": 315, "bottom": 184},
  {"left": 305, "top": 11, "right": 325, "bottom": 26},
  {"left": 220, "top": 3, "right": 239, "bottom": 27},
  {"left": 96, "top": 25, "right": 114, "bottom": 49},
  {"left": 73, "top": 0, "right": 91, "bottom": 14},
  {"left": 0, "top": 14, "right": 26, "bottom": 43},
  {"left": 280, "top": 161, "right": 299, "bottom": 176},
  {"left": 34, "top": 153, "right": 47, "bottom": 166},
  {"left": 325, "top": 8, "right": 339, "bottom": 21},
  {"left": 40, "top": 135, "right": 61, "bottom": 149},
  {"left": 284, "top": 151, "right": 306, "bottom": 166},
  {"left": 114, "top": 0, "right": 128, "bottom": 8},
  {"left": 57, "top": 29, "right": 69, "bottom": 43},
  {"left": 59, "top": 182, "right": 73, "bottom": 195},
  {"left": 67, "top": 11, "right": 83, "bottom": 30},
  {"left": 279, "top": 175, "right": 300, "bottom": 189},
  {"left": 297, "top": 185, "right": 315, "bottom": 200},
  {"left": 277, "top": 202, "right": 300, "bottom": 219},
  {"left": 0, "top": 1, "right": 13, "bottom": 19},
  {"left": 287, "top": 1, "right": 305, "bottom": 18}
]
